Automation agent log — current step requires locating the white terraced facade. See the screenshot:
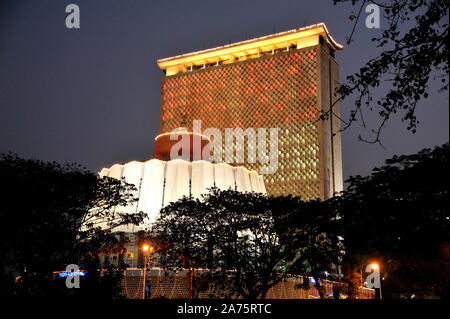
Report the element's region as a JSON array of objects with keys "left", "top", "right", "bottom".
[{"left": 98, "top": 158, "right": 266, "bottom": 232}]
